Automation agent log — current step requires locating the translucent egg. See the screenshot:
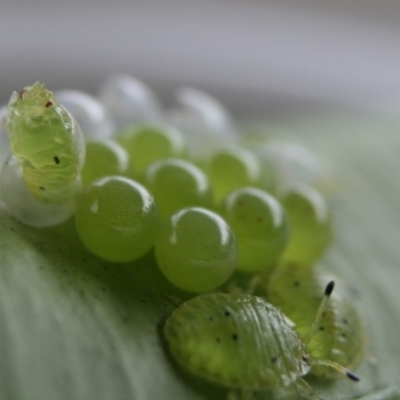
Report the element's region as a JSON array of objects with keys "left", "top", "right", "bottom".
[
  {"left": 81, "top": 139, "right": 131, "bottom": 187},
  {"left": 260, "top": 141, "right": 325, "bottom": 190},
  {"left": 202, "top": 145, "right": 261, "bottom": 203},
  {"left": 221, "top": 187, "right": 289, "bottom": 274},
  {"left": 75, "top": 176, "right": 159, "bottom": 262},
  {"left": 155, "top": 207, "right": 237, "bottom": 293},
  {"left": 280, "top": 184, "right": 332, "bottom": 265},
  {"left": 166, "top": 87, "right": 239, "bottom": 158},
  {"left": 118, "top": 123, "right": 187, "bottom": 175},
  {"left": 56, "top": 90, "right": 115, "bottom": 139},
  {"left": 143, "top": 158, "right": 212, "bottom": 220},
  {"left": 0, "top": 156, "right": 76, "bottom": 227},
  {"left": 98, "top": 73, "right": 162, "bottom": 130}
]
